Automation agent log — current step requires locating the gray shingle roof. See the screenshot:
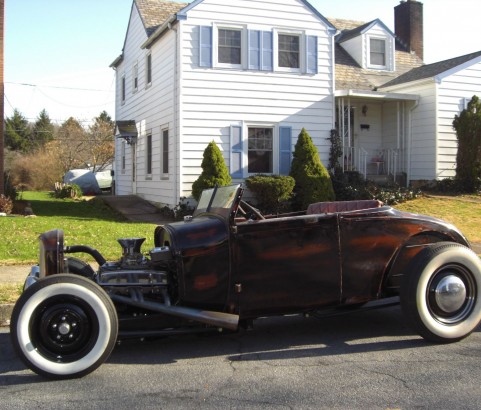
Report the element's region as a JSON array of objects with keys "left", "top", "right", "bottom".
[
  {"left": 135, "top": 0, "right": 188, "bottom": 37},
  {"left": 381, "top": 50, "right": 481, "bottom": 88}
]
